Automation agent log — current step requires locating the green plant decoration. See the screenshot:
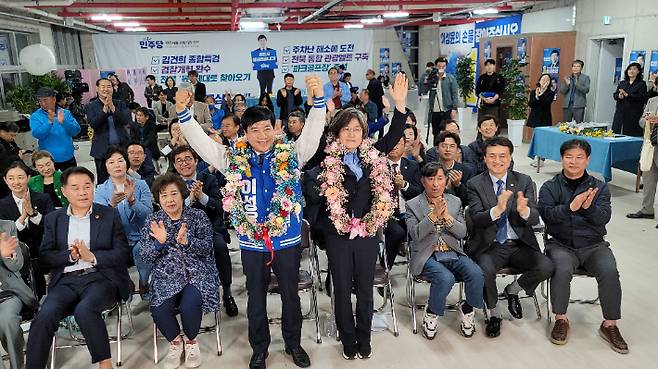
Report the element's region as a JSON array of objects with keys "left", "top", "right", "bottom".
[
  {"left": 5, "top": 72, "right": 70, "bottom": 115},
  {"left": 455, "top": 56, "right": 475, "bottom": 106},
  {"left": 500, "top": 58, "right": 528, "bottom": 120}
]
